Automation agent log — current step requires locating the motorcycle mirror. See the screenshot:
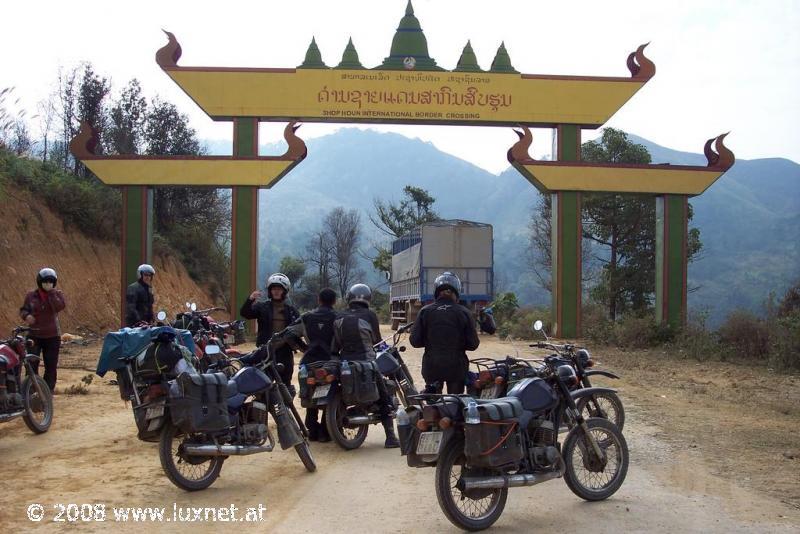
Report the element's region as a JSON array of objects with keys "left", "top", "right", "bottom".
[
  {"left": 185, "top": 301, "right": 191, "bottom": 309},
  {"left": 533, "top": 320, "right": 543, "bottom": 331},
  {"left": 204, "top": 344, "right": 221, "bottom": 355},
  {"left": 190, "top": 302, "right": 197, "bottom": 312},
  {"left": 156, "top": 310, "right": 167, "bottom": 322}
]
